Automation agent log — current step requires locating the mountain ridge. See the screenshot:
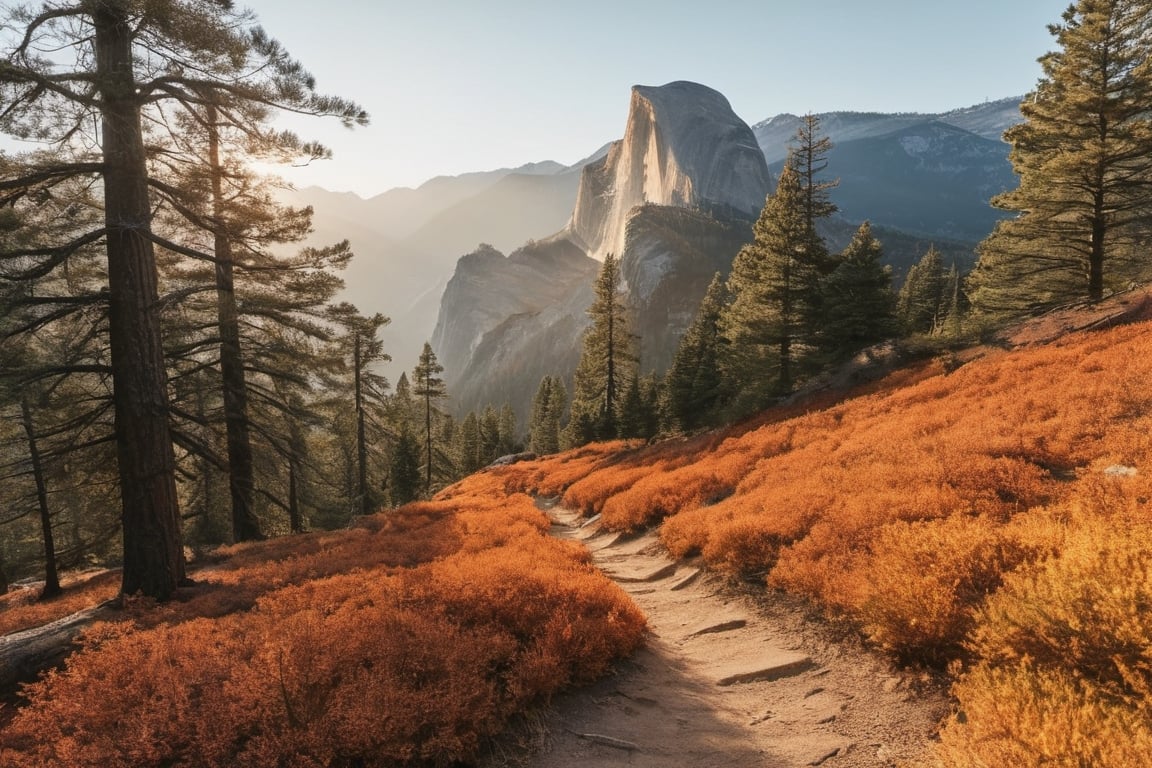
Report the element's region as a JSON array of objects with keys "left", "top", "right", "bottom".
[{"left": 288, "top": 93, "right": 1023, "bottom": 386}]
